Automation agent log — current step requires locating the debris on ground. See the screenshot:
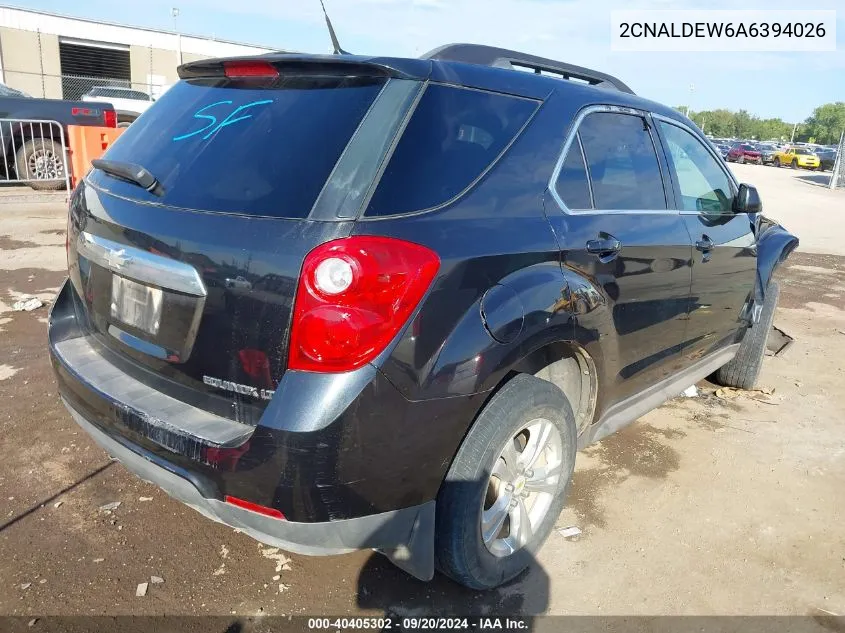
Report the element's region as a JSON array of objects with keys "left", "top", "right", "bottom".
[
  {"left": 766, "top": 325, "right": 794, "bottom": 357},
  {"left": 212, "top": 564, "right": 226, "bottom": 576},
  {"left": 53, "top": 500, "right": 63, "bottom": 508},
  {"left": 27, "top": 619, "right": 37, "bottom": 627},
  {"left": 219, "top": 544, "right": 229, "bottom": 559},
  {"left": 138, "top": 496, "right": 153, "bottom": 502},
  {"left": 135, "top": 582, "right": 148, "bottom": 597},
  {"left": 278, "top": 583, "right": 290, "bottom": 593},
  {"left": 715, "top": 386, "right": 776, "bottom": 403},
  {"left": 39, "top": 579, "right": 46, "bottom": 584},
  {"left": 272, "top": 574, "right": 281, "bottom": 581},
  {"left": 557, "top": 526, "right": 582, "bottom": 539},
  {"left": 150, "top": 575, "right": 164, "bottom": 584},
  {"left": 680, "top": 385, "right": 699, "bottom": 398},
  {"left": 92, "top": 558, "right": 104, "bottom": 563},
  {"left": 98, "top": 501, "right": 121, "bottom": 512},
  {"left": 20, "top": 582, "right": 31, "bottom": 590},
  {"left": 12, "top": 297, "right": 43, "bottom": 312},
  {"left": 260, "top": 547, "right": 292, "bottom": 572}
]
